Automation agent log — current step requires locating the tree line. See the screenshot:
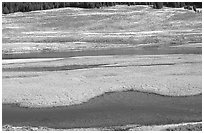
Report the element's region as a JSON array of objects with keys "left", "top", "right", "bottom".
[{"left": 2, "top": 2, "right": 202, "bottom": 14}]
